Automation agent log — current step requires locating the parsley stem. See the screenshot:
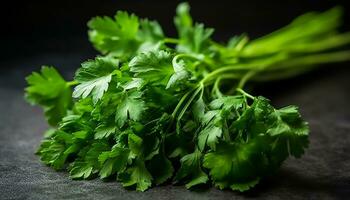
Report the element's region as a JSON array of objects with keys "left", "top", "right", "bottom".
[
  {"left": 269, "top": 50, "right": 350, "bottom": 70},
  {"left": 237, "top": 70, "right": 258, "bottom": 89},
  {"left": 174, "top": 53, "right": 215, "bottom": 67},
  {"left": 67, "top": 80, "right": 79, "bottom": 86},
  {"left": 236, "top": 88, "right": 255, "bottom": 100},
  {"left": 200, "top": 50, "right": 350, "bottom": 92},
  {"left": 164, "top": 38, "right": 179, "bottom": 44},
  {"left": 200, "top": 65, "right": 248, "bottom": 84},
  {"left": 171, "top": 90, "right": 192, "bottom": 118},
  {"left": 223, "top": 119, "right": 231, "bottom": 141},
  {"left": 240, "top": 51, "right": 350, "bottom": 82},
  {"left": 176, "top": 85, "right": 203, "bottom": 122},
  {"left": 218, "top": 74, "right": 243, "bottom": 81},
  {"left": 212, "top": 78, "right": 223, "bottom": 98}
]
